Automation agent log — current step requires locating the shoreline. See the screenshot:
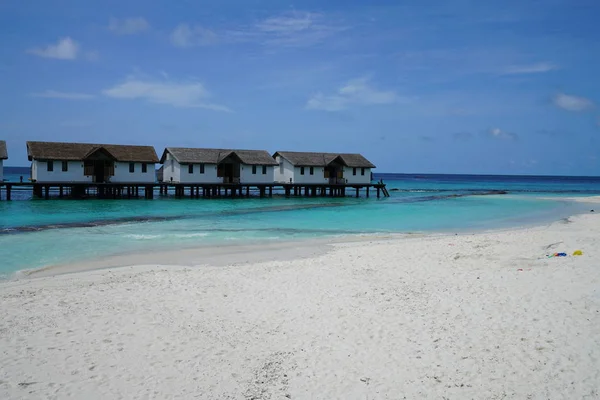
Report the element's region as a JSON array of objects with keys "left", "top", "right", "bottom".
[
  {"left": 18, "top": 232, "right": 418, "bottom": 279},
  {"left": 15, "top": 195, "right": 598, "bottom": 280}
]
